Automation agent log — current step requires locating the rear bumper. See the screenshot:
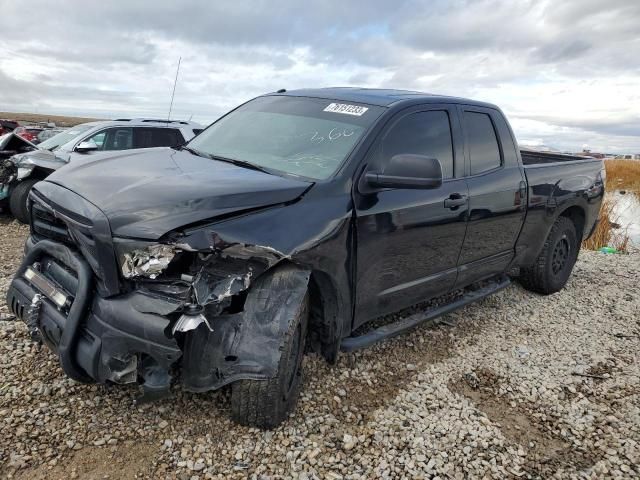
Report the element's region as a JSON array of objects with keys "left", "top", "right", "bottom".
[{"left": 7, "top": 240, "right": 181, "bottom": 385}]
